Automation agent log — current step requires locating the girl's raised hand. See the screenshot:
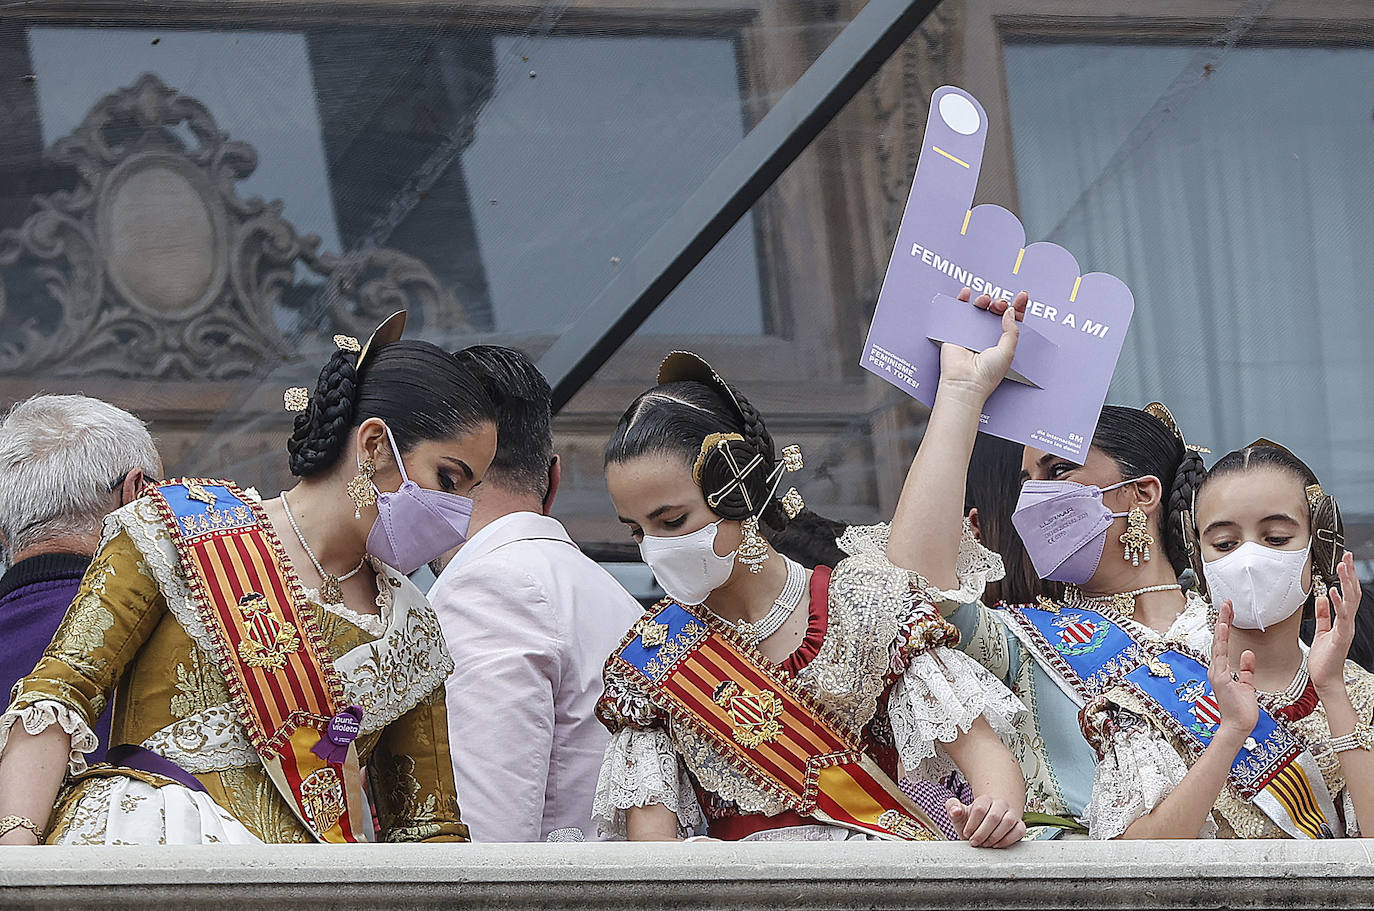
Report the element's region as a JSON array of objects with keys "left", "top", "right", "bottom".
[
  {"left": 1310, "top": 553, "right": 1361, "bottom": 695},
  {"left": 1209, "top": 599, "right": 1259, "bottom": 739}
]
